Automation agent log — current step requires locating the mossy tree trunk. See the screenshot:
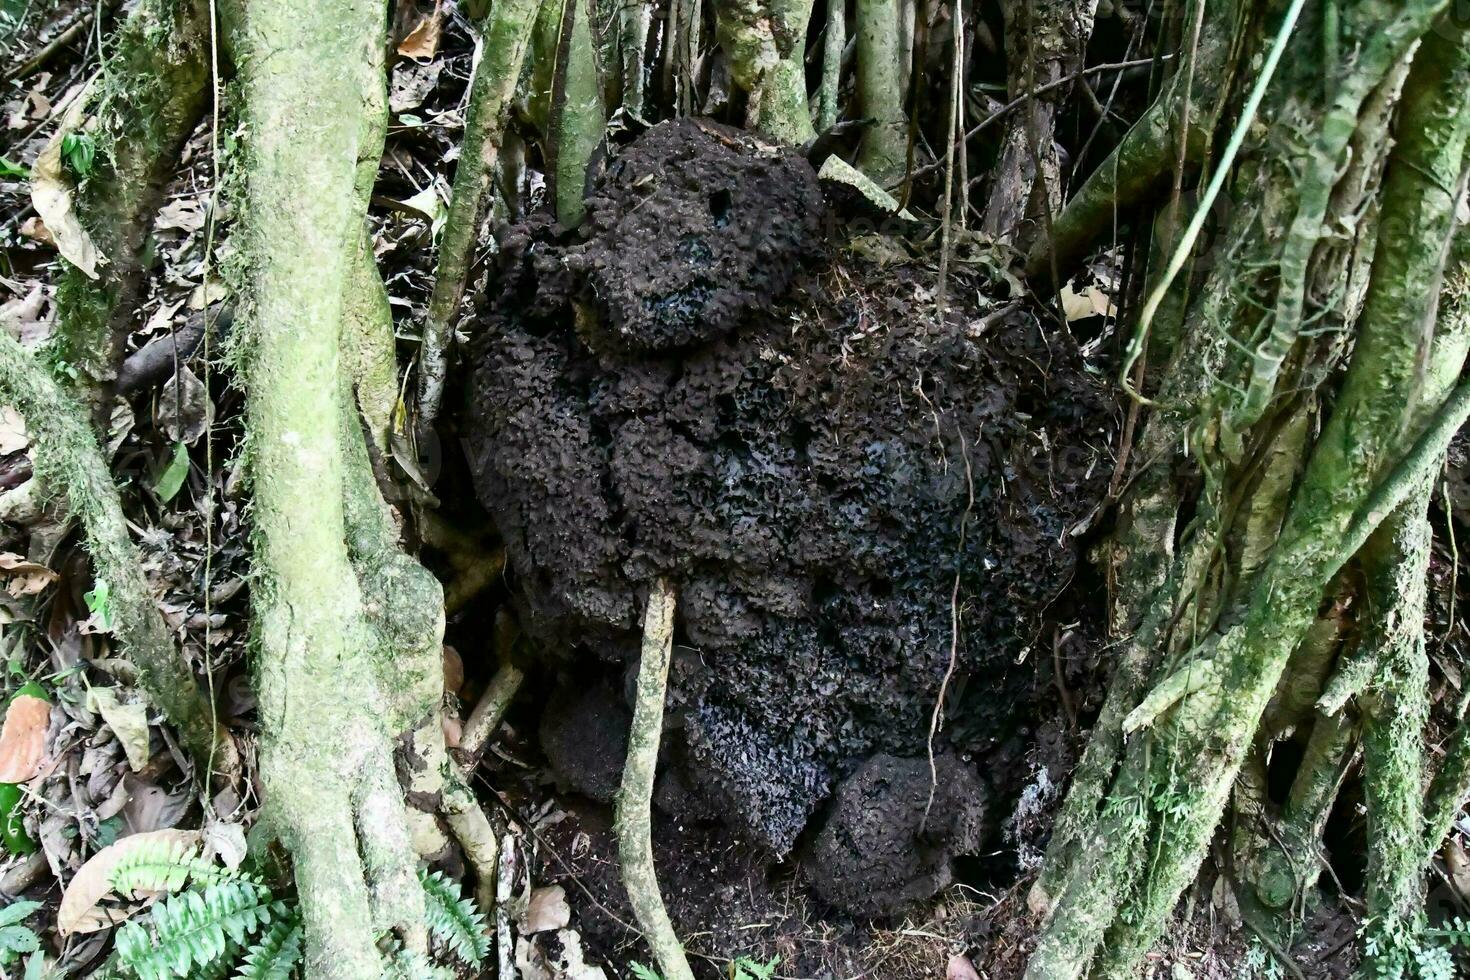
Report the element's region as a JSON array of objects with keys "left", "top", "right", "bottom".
[
  {"left": 1025, "top": 0, "right": 1470, "bottom": 976},
  {"left": 222, "top": 0, "right": 467, "bottom": 972}
]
